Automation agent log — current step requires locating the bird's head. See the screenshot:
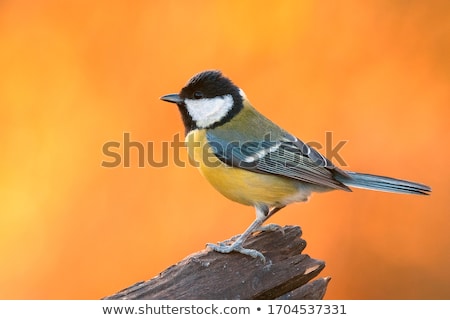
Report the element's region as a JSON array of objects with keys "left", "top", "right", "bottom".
[{"left": 161, "top": 70, "right": 245, "bottom": 133}]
